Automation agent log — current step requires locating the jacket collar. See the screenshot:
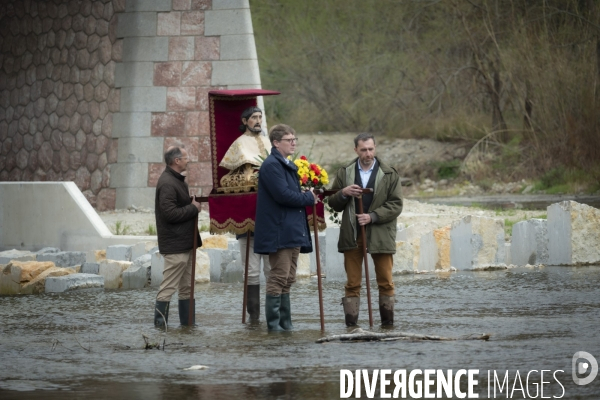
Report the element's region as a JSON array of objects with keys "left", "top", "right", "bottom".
[
  {"left": 345, "top": 156, "right": 392, "bottom": 173},
  {"left": 165, "top": 165, "right": 186, "bottom": 181},
  {"left": 270, "top": 147, "right": 297, "bottom": 171}
]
